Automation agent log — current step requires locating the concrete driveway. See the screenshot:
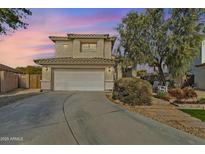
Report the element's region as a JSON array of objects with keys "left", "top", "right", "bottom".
[{"left": 0, "top": 91, "right": 205, "bottom": 145}]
